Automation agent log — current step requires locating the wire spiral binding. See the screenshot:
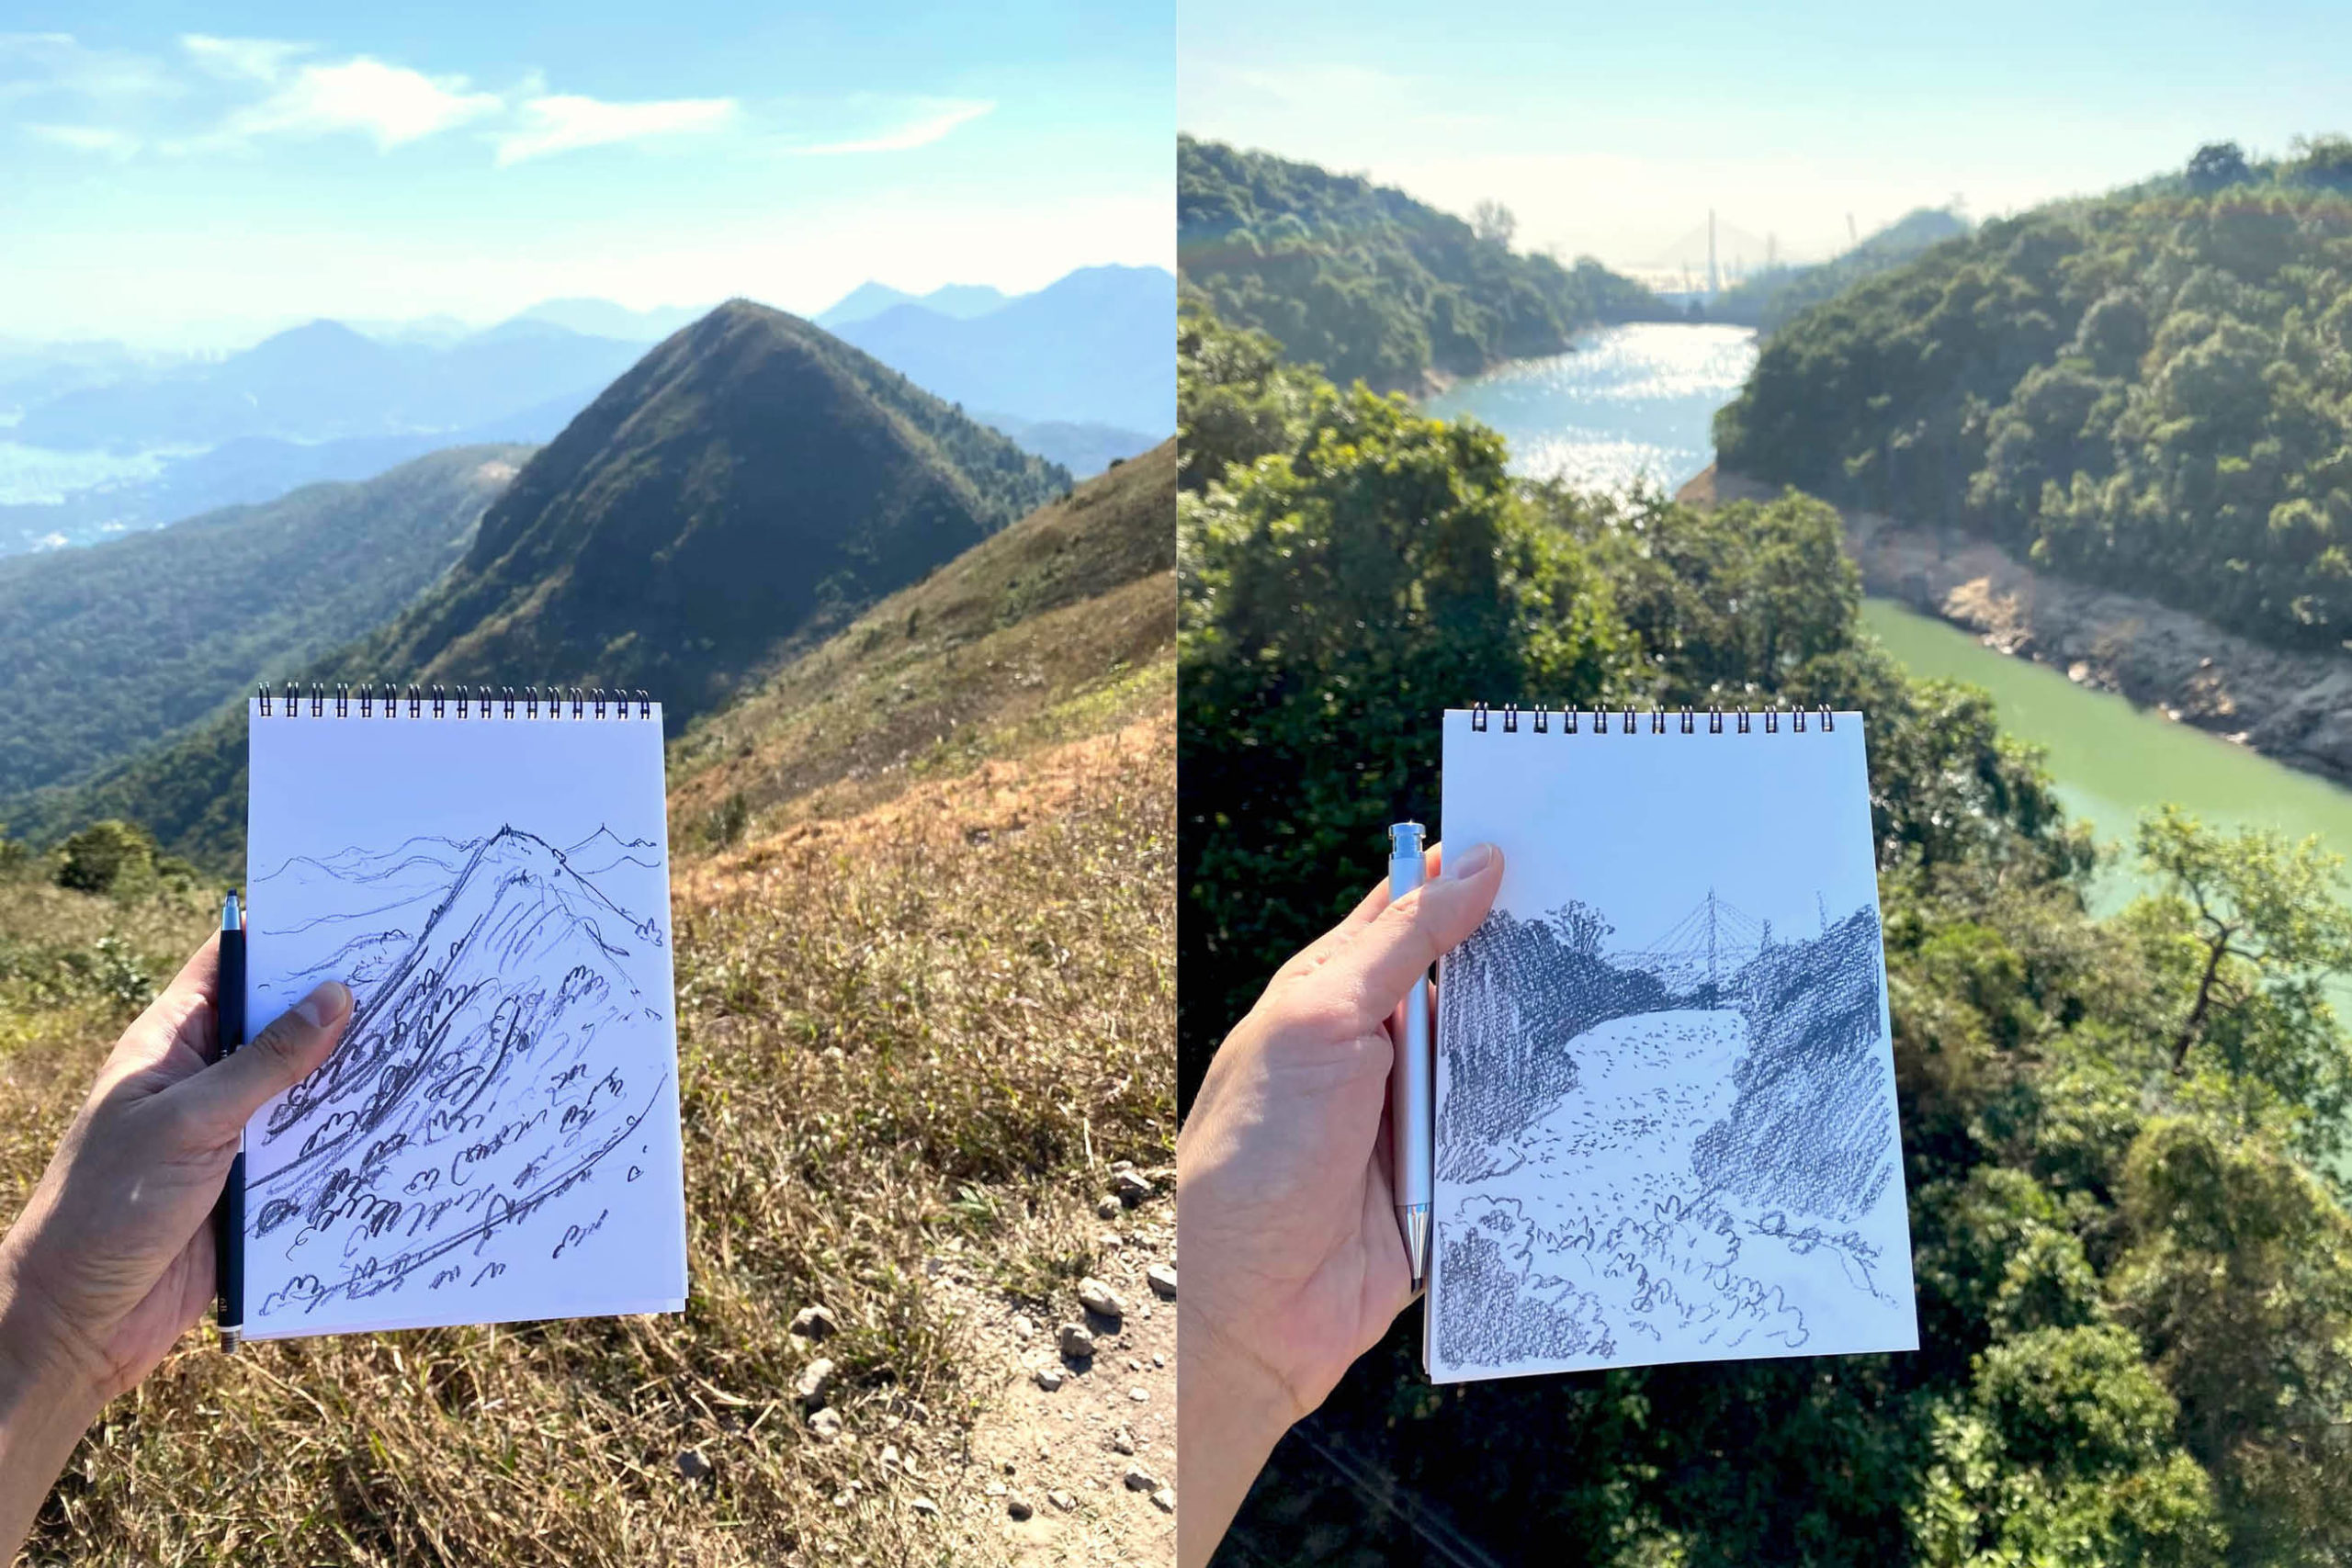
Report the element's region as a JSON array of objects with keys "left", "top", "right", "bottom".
[
  {"left": 1467, "top": 702, "right": 1836, "bottom": 734},
  {"left": 254, "top": 682, "right": 657, "bottom": 718}
]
